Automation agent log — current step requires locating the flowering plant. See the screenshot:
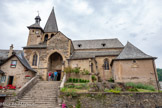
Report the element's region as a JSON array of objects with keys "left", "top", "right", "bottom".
[
  {"left": 0, "top": 85, "right": 16, "bottom": 90},
  {"left": 25, "top": 75, "right": 31, "bottom": 77}
]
